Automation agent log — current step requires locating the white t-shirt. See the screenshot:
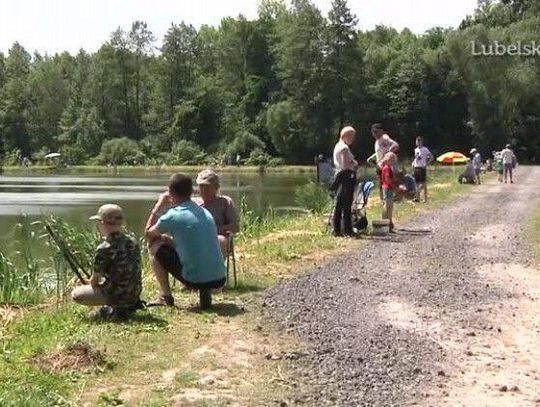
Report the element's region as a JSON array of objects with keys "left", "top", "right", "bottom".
[
  {"left": 472, "top": 153, "right": 482, "bottom": 169},
  {"left": 333, "top": 140, "right": 355, "bottom": 171},
  {"left": 375, "top": 134, "right": 398, "bottom": 165},
  {"left": 412, "top": 146, "right": 432, "bottom": 168},
  {"left": 501, "top": 148, "right": 515, "bottom": 165}
]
